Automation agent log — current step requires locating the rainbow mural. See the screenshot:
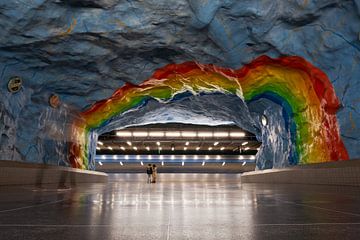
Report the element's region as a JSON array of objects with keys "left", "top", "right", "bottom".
[{"left": 69, "top": 55, "right": 348, "bottom": 169}]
